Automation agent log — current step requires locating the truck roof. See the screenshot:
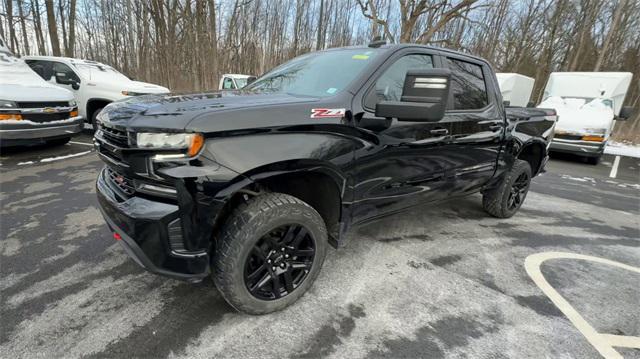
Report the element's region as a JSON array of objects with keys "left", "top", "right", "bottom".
[
  {"left": 23, "top": 55, "right": 113, "bottom": 68},
  {"left": 322, "top": 43, "right": 492, "bottom": 66}
]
